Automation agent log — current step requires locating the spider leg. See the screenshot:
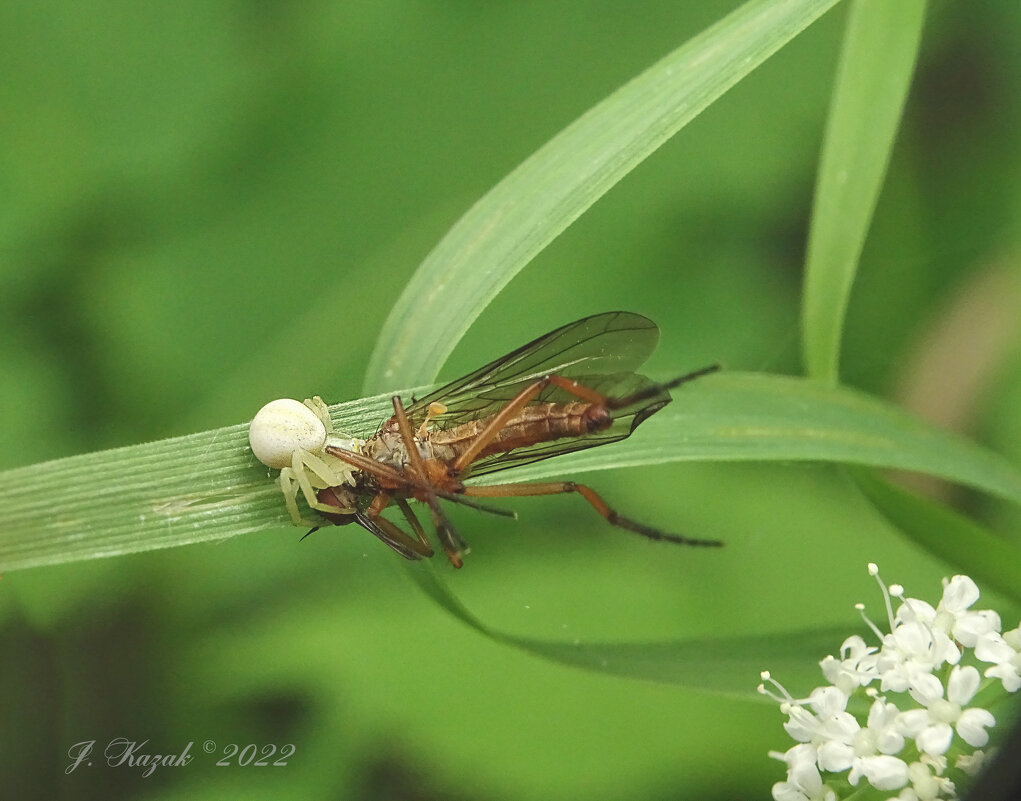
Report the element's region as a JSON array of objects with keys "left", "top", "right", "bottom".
[
  {"left": 303, "top": 396, "right": 335, "bottom": 435},
  {"left": 285, "top": 448, "right": 357, "bottom": 520},
  {"left": 278, "top": 466, "right": 317, "bottom": 526}
]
